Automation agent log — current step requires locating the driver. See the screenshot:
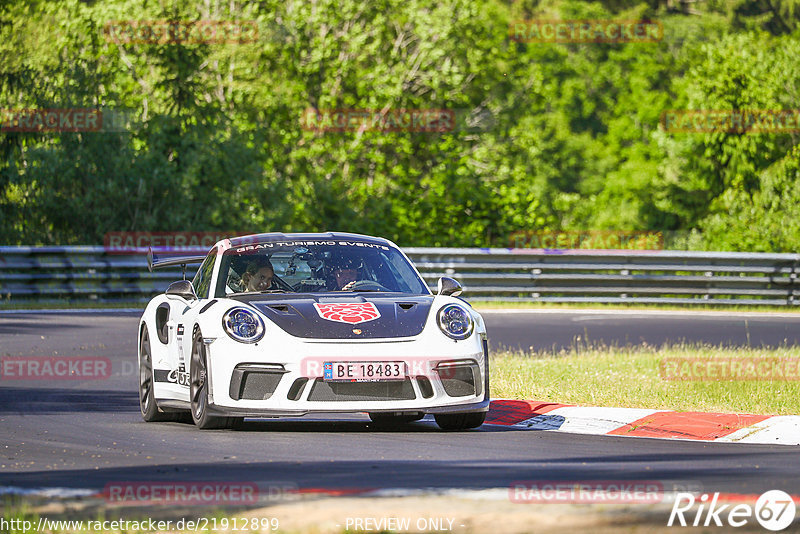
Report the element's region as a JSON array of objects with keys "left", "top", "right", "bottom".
[
  {"left": 241, "top": 256, "right": 275, "bottom": 292},
  {"left": 325, "top": 256, "right": 362, "bottom": 291}
]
